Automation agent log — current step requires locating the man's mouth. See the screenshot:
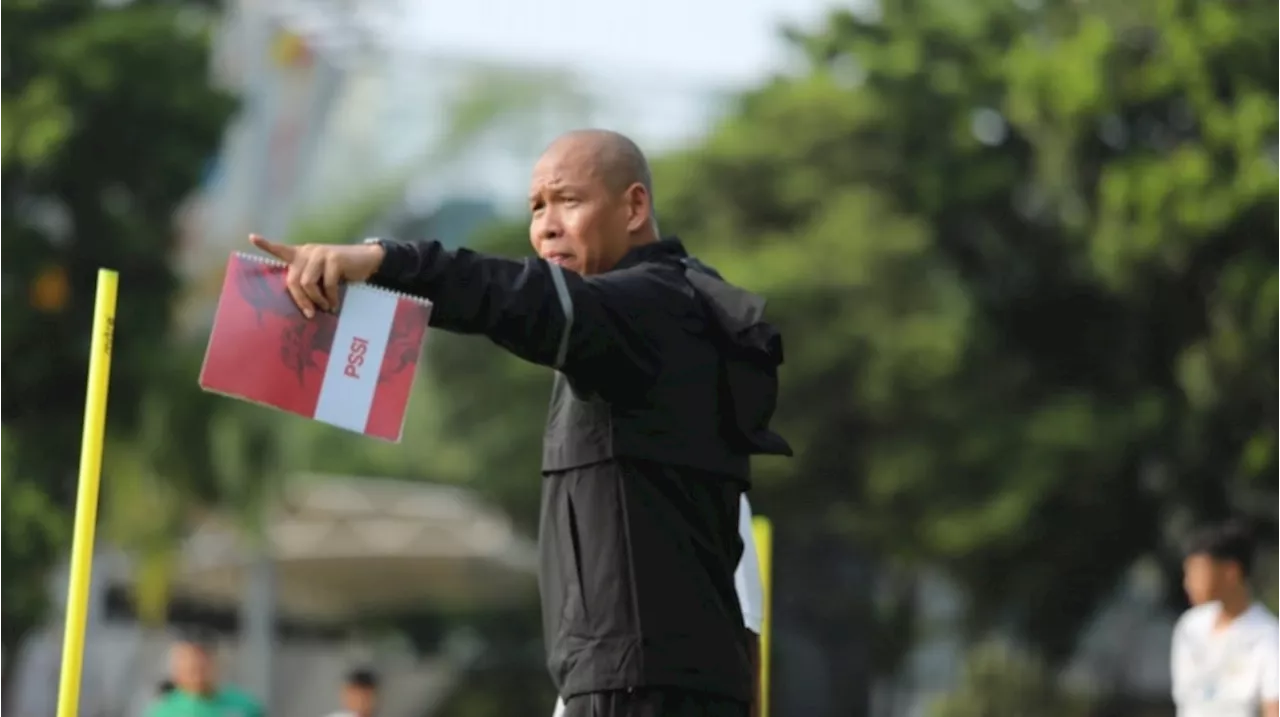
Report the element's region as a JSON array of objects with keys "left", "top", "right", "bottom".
[{"left": 545, "top": 253, "right": 575, "bottom": 267}]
